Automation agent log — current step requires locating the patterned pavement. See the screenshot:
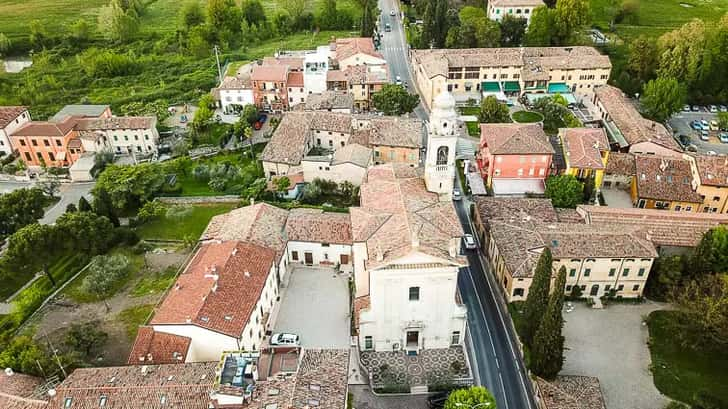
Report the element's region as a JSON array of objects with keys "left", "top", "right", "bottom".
[{"left": 360, "top": 347, "right": 470, "bottom": 387}]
